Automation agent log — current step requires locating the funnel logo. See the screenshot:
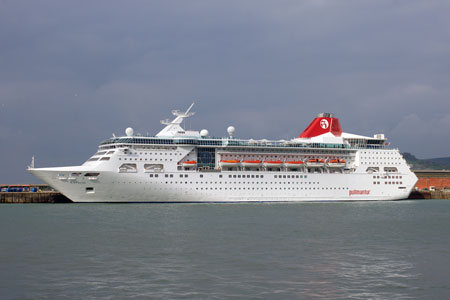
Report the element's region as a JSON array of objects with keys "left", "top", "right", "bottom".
[{"left": 320, "top": 119, "right": 329, "bottom": 129}]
